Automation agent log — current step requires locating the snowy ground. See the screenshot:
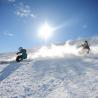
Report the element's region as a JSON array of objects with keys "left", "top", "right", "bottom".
[{"left": 0, "top": 39, "right": 98, "bottom": 98}]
